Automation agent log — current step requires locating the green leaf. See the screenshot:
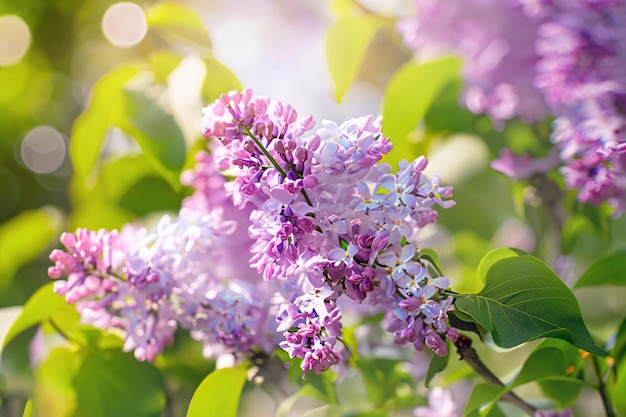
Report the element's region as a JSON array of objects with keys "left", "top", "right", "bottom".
[
  {"left": 70, "top": 65, "right": 142, "bottom": 182},
  {"left": 609, "top": 360, "right": 626, "bottom": 417},
  {"left": 34, "top": 347, "right": 82, "bottom": 417},
  {"left": 425, "top": 349, "right": 449, "bottom": 388},
  {"left": 612, "top": 317, "right": 626, "bottom": 368},
  {"left": 573, "top": 253, "right": 626, "bottom": 288},
  {"left": 464, "top": 383, "right": 507, "bottom": 417},
  {"left": 0, "top": 208, "right": 59, "bottom": 289},
  {"left": 150, "top": 50, "right": 184, "bottom": 83},
  {"left": 326, "top": 15, "right": 389, "bottom": 102},
  {"left": 186, "top": 367, "right": 247, "bottom": 417},
  {"left": 147, "top": 2, "right": 212, "bottom": 51},
  {"left": 3, "top": 283, "right": 76, "bottom": 348},
  {"left": 202, "top": 58, "right": 242, "bottom": 103},
  {"left": 476, "top": 248, "right": 527, "bottom": 285},
  {"left": 355, "top": 358, "right": 412, "bottom": 408},
  {"left": 119, "top": 88, "right": 187, "bottom": 190},
  {"left": 381, "top": 57, "right": 461, "bottom": 168},
  {"left": 74, "top": 349, "right": 166, "bottom": 417},
  {"left": 455, "top": 256, "right": 606, "bottom": 356},
  {"left": 22, "top": 400, "right": 33, "bottom": 417}
]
